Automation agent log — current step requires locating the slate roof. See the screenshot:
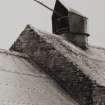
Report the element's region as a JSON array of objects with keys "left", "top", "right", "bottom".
[
  {"left": 12, "top": 25, "right": 105, "bottom": 86},
  {"left": 10, "top": 25, "right": 105, "bottom": 104},
  {"left": 0, "top": 49, "right": 77, "bottom": 105},
  {"left": 0, "top": 2, "right": 104, "bottom": 105}
]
